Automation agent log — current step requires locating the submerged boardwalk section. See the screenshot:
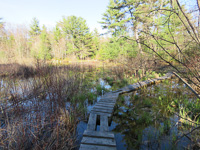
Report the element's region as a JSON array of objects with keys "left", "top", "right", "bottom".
[{"left": 80, "top": 73, "right": 175, "bottom": 150}]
